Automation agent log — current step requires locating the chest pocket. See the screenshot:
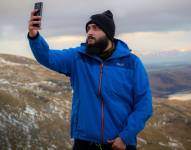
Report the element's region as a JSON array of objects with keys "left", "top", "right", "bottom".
[{"left": 103, "top": 63, "right": 134, "bottom": 101}]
